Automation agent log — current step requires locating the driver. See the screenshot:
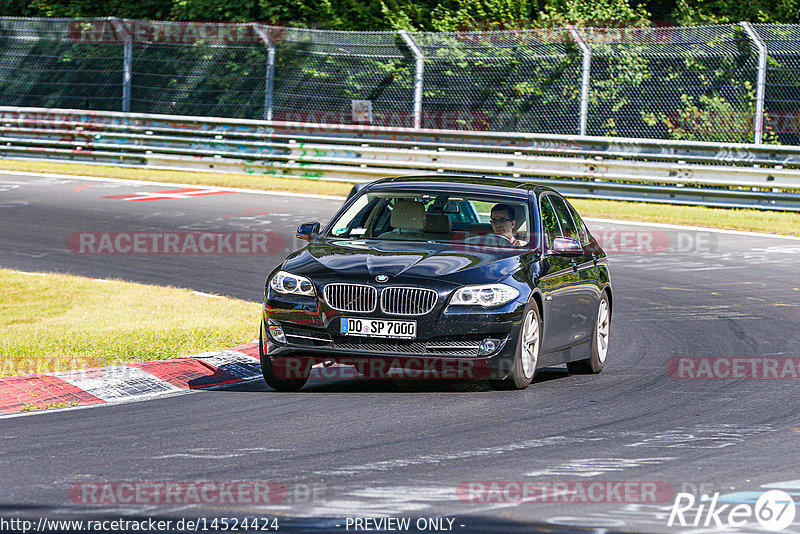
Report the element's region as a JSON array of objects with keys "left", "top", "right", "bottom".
[{"left": 490, "top": 203, "right": 527, "bottom": 246}]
